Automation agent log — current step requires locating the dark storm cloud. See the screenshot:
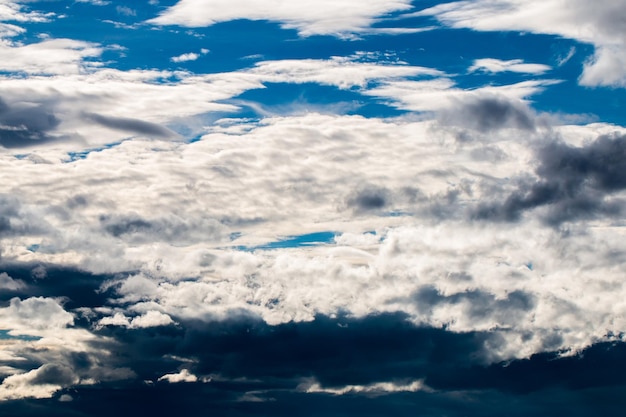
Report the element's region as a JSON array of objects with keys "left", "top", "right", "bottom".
[
  {"left": 0, "top": 264, "right": 118, "bottom": 310},
  {"left": 0, "top": 98, "right": 61, "bottom": 148},
  {"left": 473, "top": 133, "right": 626, "bottom": 224},
  {"left": 1, "top": 264, "right": 626, "bottom": 417},
  {"left": 441, "top": 96, "right": 537, "bottom": 133},
  {"left": 83, "top": 113, "right": 177, "bottom": 138},
  {"left": 4, "top": 312, "right": 626, "bottom": 417}
]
